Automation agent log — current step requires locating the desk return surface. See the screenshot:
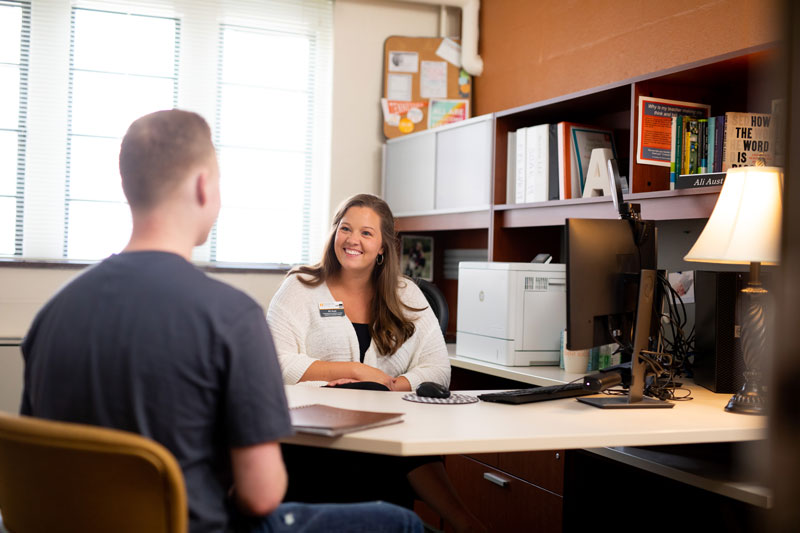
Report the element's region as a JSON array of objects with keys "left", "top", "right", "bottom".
[{"left": 282, "top": 385, "right": 765, "bottom": 457}]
